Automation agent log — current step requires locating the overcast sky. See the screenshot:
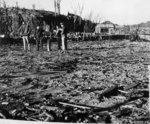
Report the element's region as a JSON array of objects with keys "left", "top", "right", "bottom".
[{"left": 5, "top": 0, "right": 150, "bottom": 25}]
